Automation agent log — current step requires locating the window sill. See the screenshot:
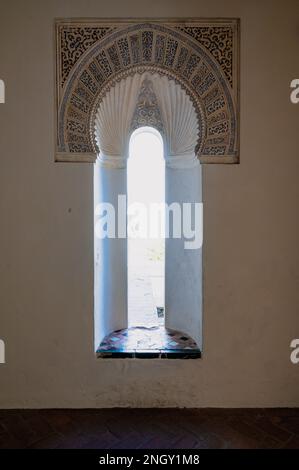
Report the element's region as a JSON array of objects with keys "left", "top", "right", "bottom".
[
  {"left": 96, "top": 349, "right": 201, "bottom": 359},
  {"left": 96, "top": 326, "right": 201, "bottom": 359}
]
